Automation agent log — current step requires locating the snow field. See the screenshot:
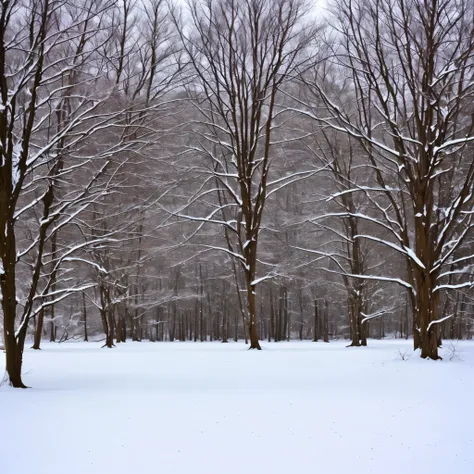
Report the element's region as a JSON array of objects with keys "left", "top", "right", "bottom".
[{"left": 1, "top": 340, "right": 473, "bottom": 474}]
